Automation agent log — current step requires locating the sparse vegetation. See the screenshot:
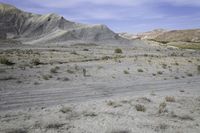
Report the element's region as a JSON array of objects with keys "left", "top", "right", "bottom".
[
  {"left": 60, "top": 106, "right": 72, "bottom": 113},
  {"left": 70, "top": 51, "right": 78, "bottom": 55},
  {"left": 197, "top": 65, "right": 200, "bottom": 74},
  {"left": 165, "top": 96, "right": 175, "bottom": 102},
  {"left": 137, "top": 69, "right": 144, "bottom": 72},
  {"left": 0, "top": 57, "right": 14, "bottom": 65},
  {"left": 0, "top": 76, "right": 16, "bottom": 81},
  {"left": 50, "top": 66, "right": 59, "bottom": 73},
  {"left": 135, "top": 104, "right": 146, "bottom": 112},
  {"left": 42, "top": 74, "right": 52, "bottom": 80},
  {"left": 45, "top": 122, "right": 64, "bottom": 129},
  {"left": 6, "top": 128, "right": 28, "bottom": 133},
  {"left": 114, "top": 48, "right": 123, "bottom": 54},
  {"left": 83, "top": 112, "right": 98, "bottom": 117},
  {"left": 107, "top": 101, "right": 122, "bottom": 108},
  {"left": 178, "top": 114, "right": 194, "bottom": 121},
  {"left": 159, "top": 102, "right": 167, "bottom": 113},
  {"left": 187, "top": 73, "right": 193, "bottom": 77},
  {"left": 31, "top": 58, "right": 40, "bottom": 65},
  {"left": 157, "top": 71, "right": 163, "bottom": 75},
  {"left": 124, "top": 70, "right": 129, "bottom": 74},
  {"left": 102, "top": 56, "right": 111, "bottom": 60}
]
